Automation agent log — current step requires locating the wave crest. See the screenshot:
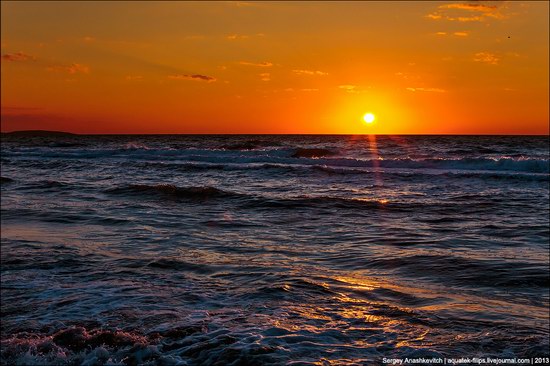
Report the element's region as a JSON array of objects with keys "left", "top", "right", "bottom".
[{"left": 105, "top": 184, "right": 239, "bottom": 200}]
